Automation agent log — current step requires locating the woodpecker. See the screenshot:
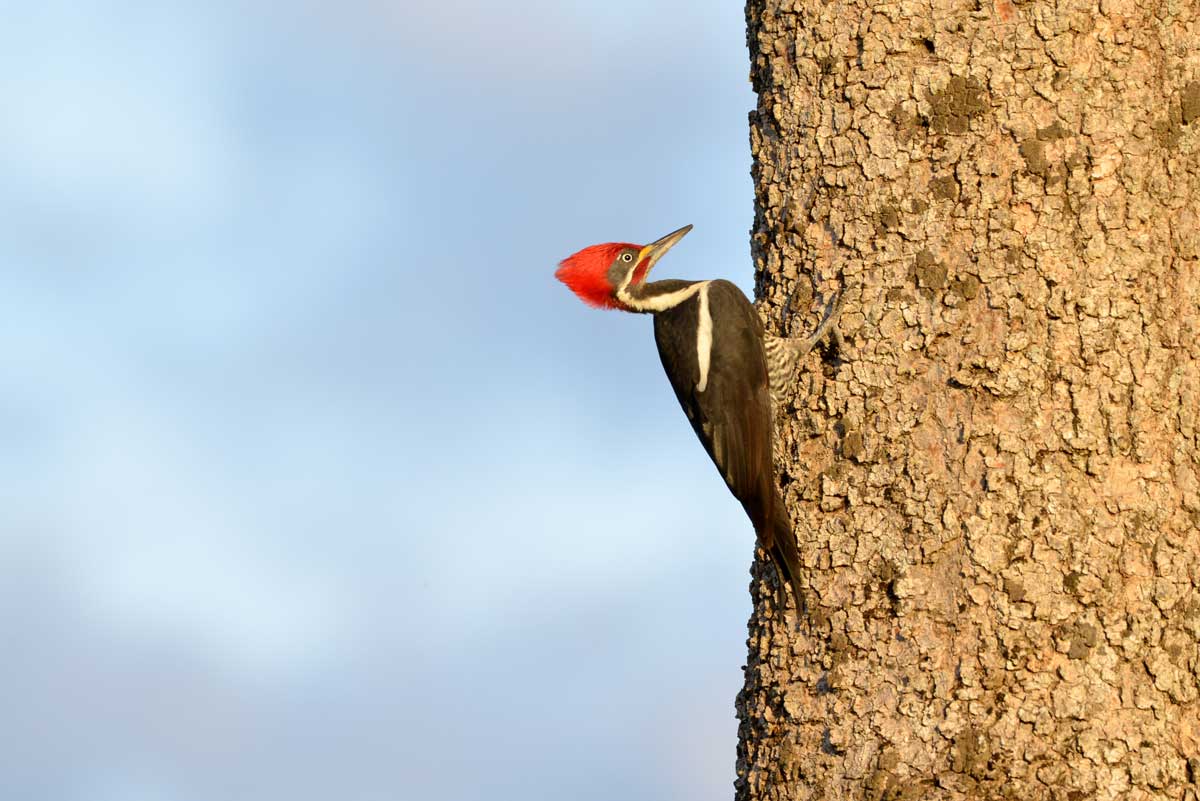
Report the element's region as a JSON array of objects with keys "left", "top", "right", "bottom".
[{"left": 555, "top": 224, "right": 840, "bottom": 609}]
